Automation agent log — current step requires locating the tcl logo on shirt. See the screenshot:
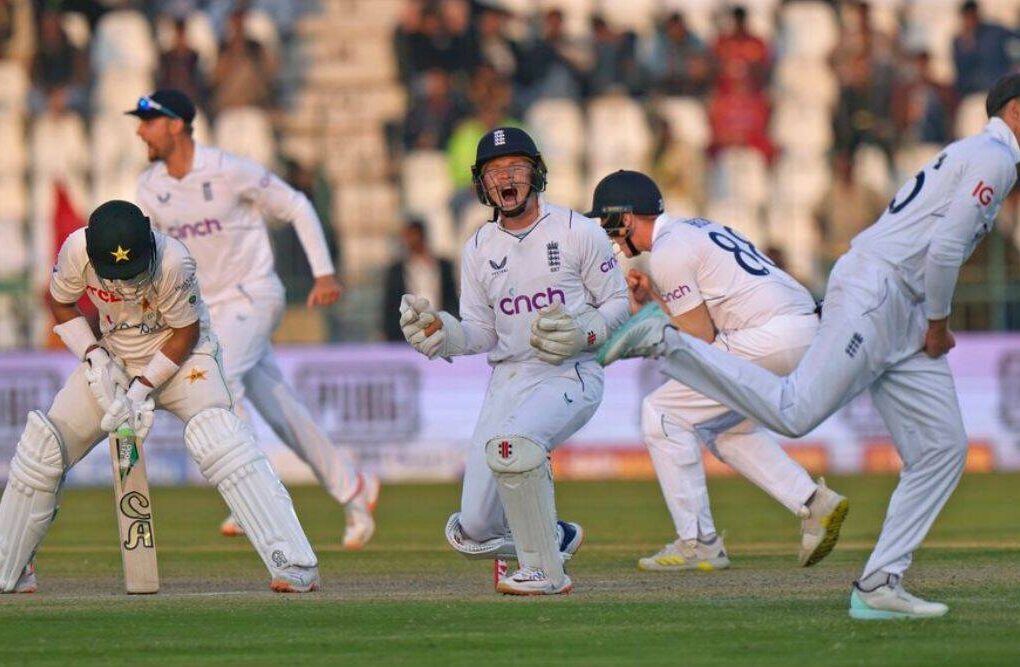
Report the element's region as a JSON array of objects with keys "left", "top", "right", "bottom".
[
  {"left": 86, "top": 285, "right": 122, "bottom": 303},
  {"left": 972, "top": 180, "right": 995, "bottom": 206}
]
